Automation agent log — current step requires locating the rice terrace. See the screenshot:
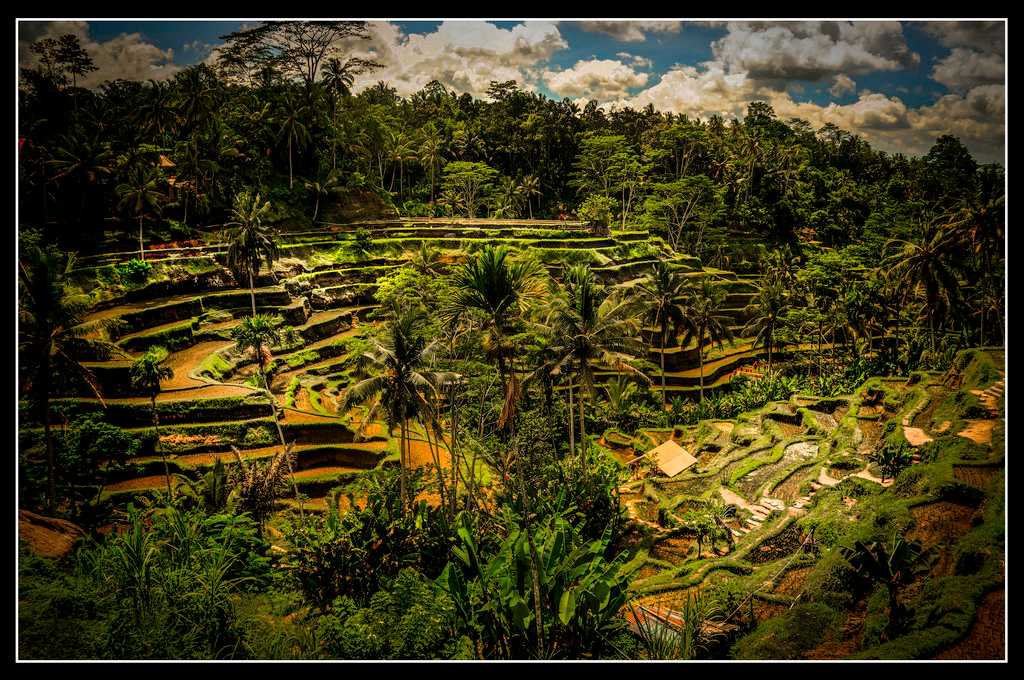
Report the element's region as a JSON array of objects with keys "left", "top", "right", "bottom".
[{"left": 16, "top": 18, "right": 1006, "bottom": 662}]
